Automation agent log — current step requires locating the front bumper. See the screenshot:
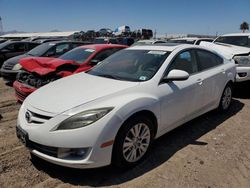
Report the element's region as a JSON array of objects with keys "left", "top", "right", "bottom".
[
  {"left": 13, "top": 81, "right": 37, "bottom": 102},
  {"left": 16, "top": 125, "right": 96, "bottom": 168},
  {"left": 236, "top": 66, "right": 250, "bottom": 82},
  {"left": 0, "top": 69, "right": 19, "bottom": 82},
  {"left": 16, "top": 104, "right": 123, "bottom": 169}
]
